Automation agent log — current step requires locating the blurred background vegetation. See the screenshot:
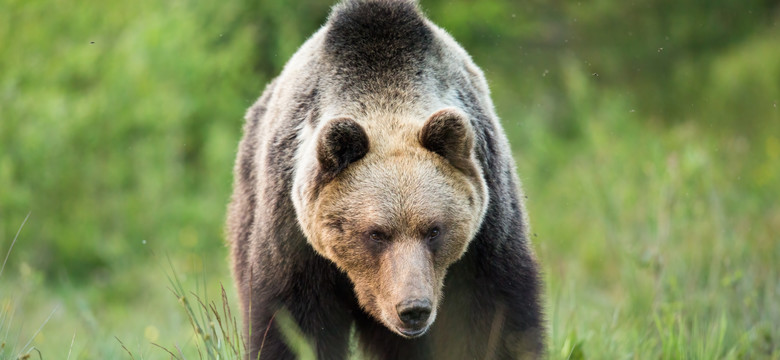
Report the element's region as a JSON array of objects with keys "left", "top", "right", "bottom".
[{"left": 1, "top": 0, "right": 778, "bottom": 358}]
